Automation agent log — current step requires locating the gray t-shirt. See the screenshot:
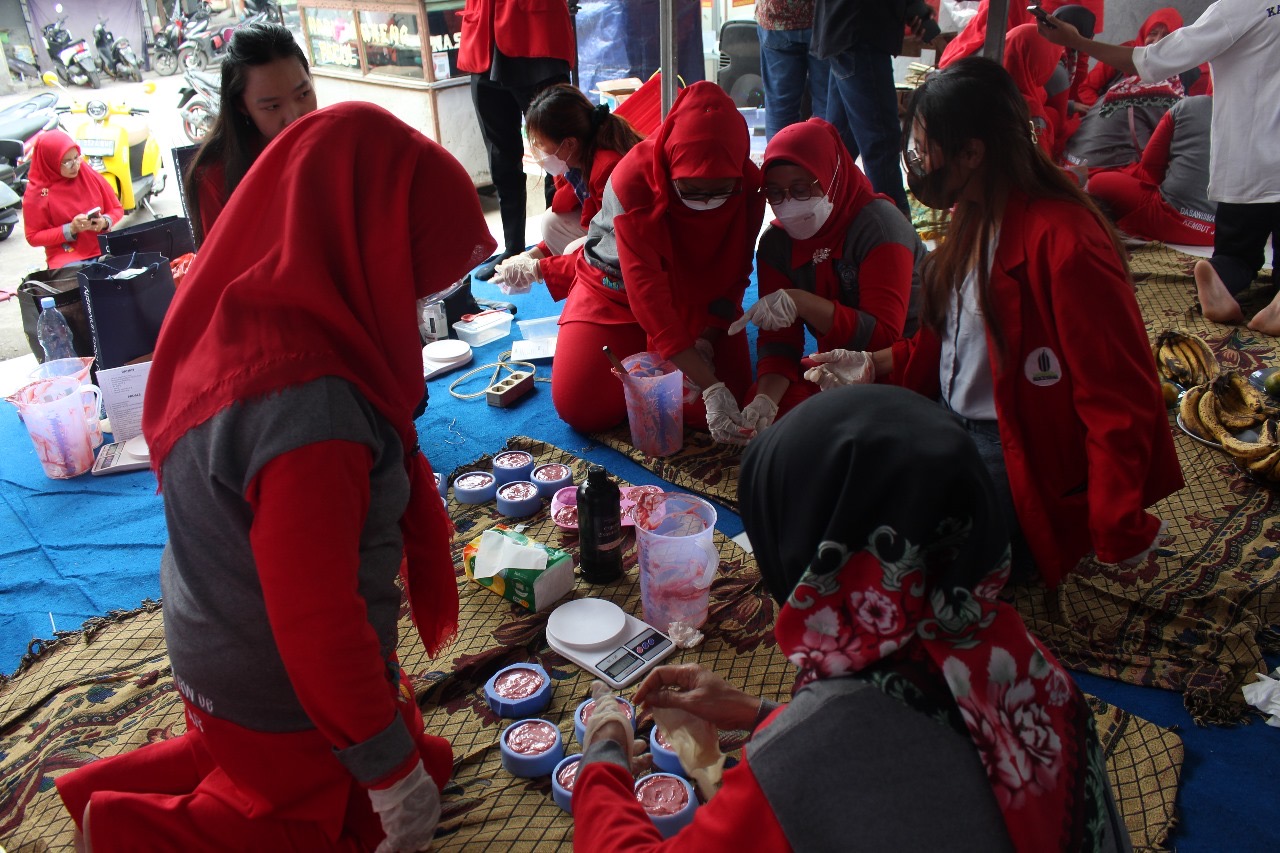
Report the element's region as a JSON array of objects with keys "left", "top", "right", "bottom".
[
  {"left": 1064, "top": 97, "right": 1174, "bottom": 170},
  {"left": 1158, "top": 95, "right": 1214, "bottom": 224},
  {"left": 161, "top": 378, "right": 408, "bottom": 751}
]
